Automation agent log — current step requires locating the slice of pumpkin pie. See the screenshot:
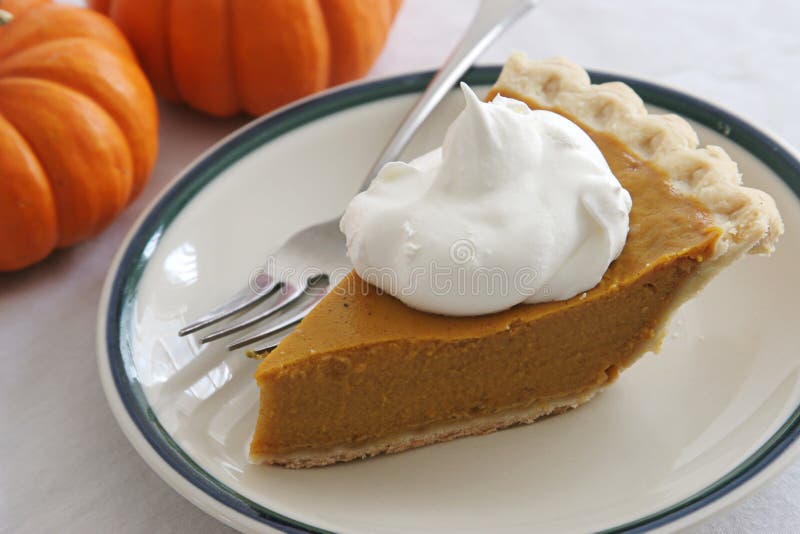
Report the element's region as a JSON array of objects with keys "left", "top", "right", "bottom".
[{"left": 250, "top": 54, "right": 783, "bottom": 468}]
